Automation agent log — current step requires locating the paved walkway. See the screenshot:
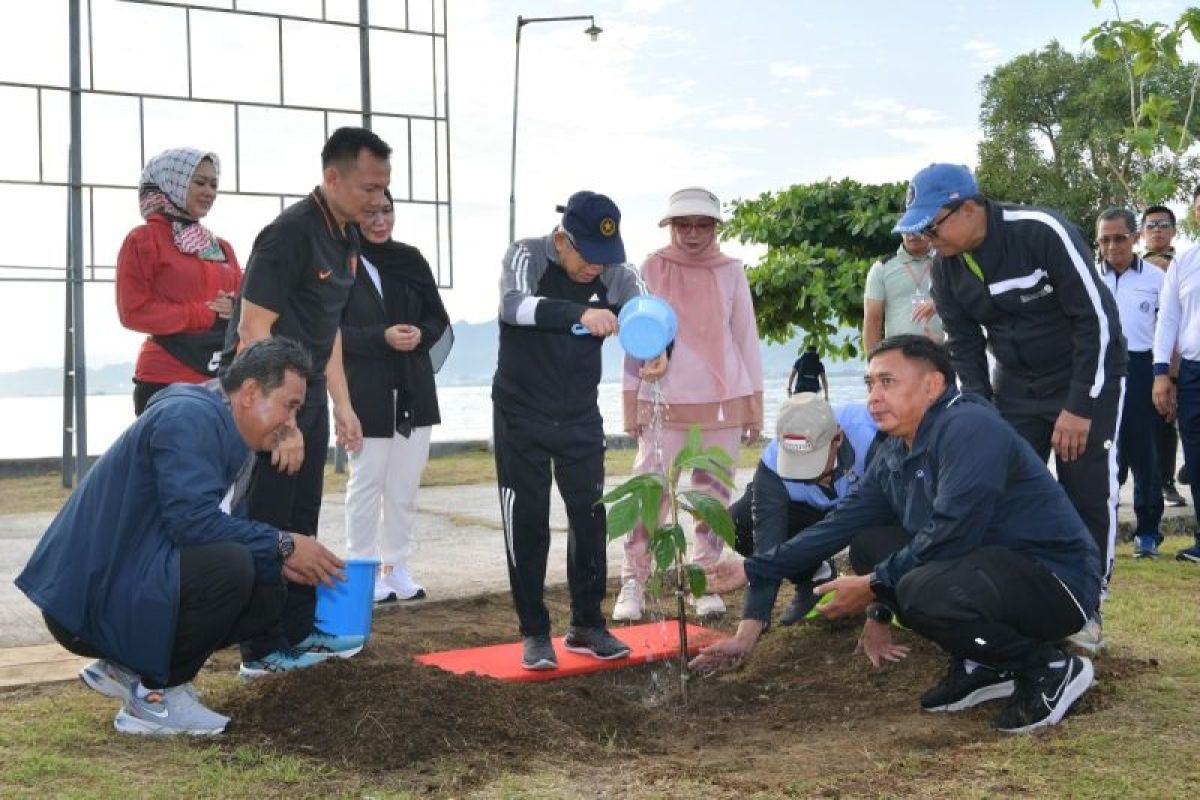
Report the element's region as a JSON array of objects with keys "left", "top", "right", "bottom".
[{"left": 1, "top": 468, "right": 1195, "bottom": 685}]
